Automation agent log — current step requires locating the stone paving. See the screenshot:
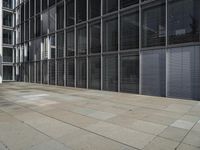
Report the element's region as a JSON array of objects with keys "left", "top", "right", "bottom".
[{"left": 0, "top": 82, "right": 200, "bottom": 150}]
